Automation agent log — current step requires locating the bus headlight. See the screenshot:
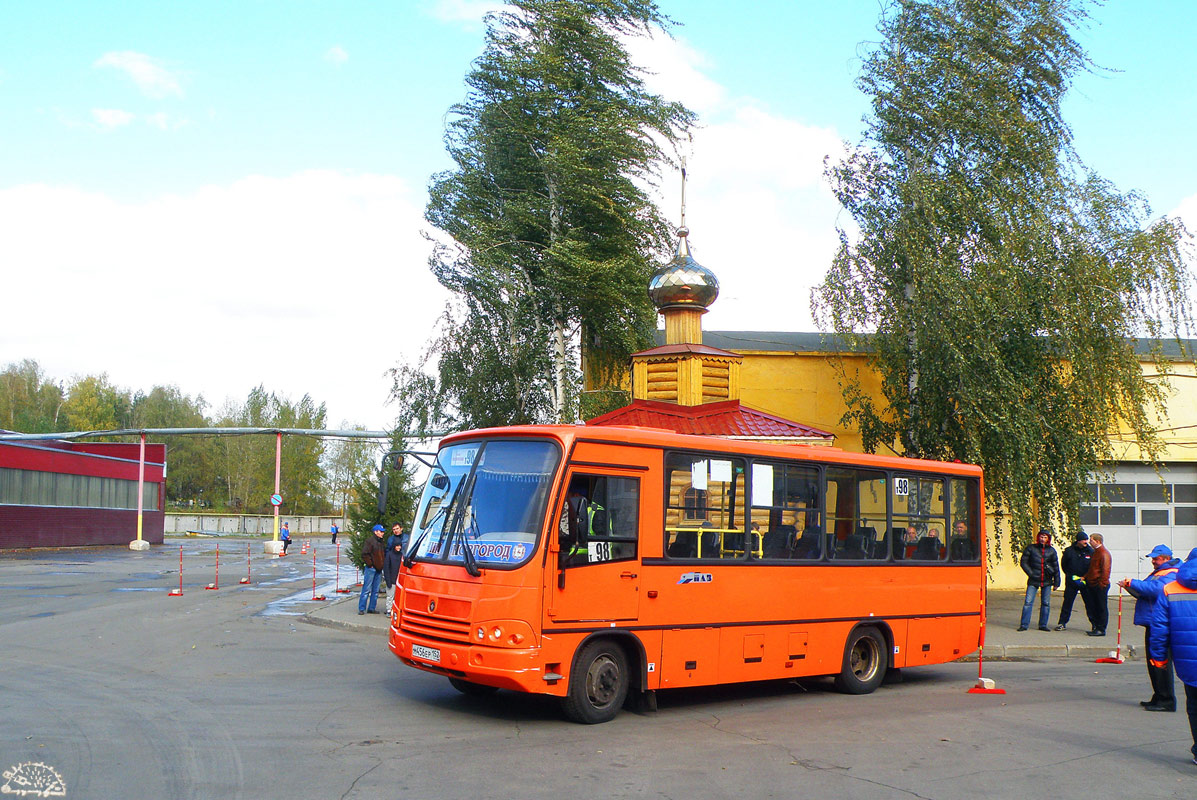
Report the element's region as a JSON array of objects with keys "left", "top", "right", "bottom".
[{"left": 472, "top": 619, "right": 535, "bottom": 648}]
